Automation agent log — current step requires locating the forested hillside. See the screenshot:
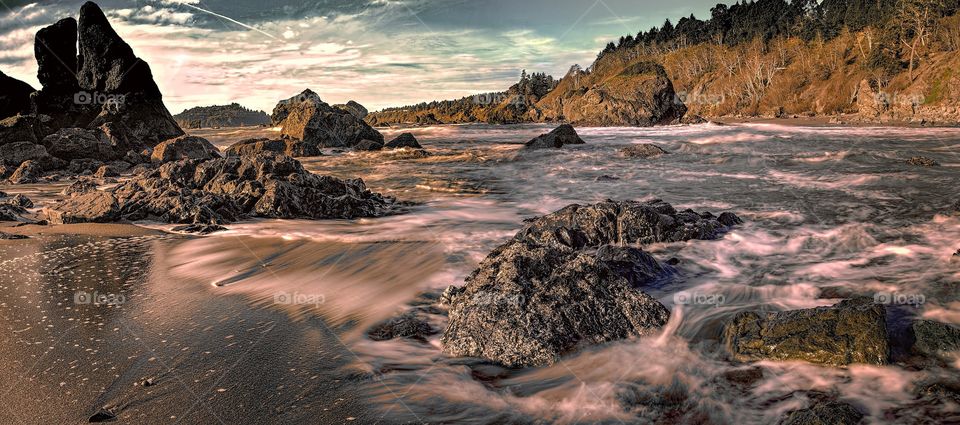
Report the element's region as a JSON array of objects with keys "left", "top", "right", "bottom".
[{"left": 368, "top": 0, "right": 960, "bottom": 125}]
